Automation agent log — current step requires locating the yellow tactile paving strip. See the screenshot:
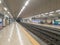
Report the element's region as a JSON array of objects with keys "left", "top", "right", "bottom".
[{"left": 17, "top": 22, "right": 40, "bottom": 45}]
